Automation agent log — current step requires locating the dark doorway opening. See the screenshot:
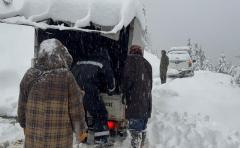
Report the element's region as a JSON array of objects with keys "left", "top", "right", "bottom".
[{"left": 36, "top": 24, "right": 130, "bottom": 93}]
